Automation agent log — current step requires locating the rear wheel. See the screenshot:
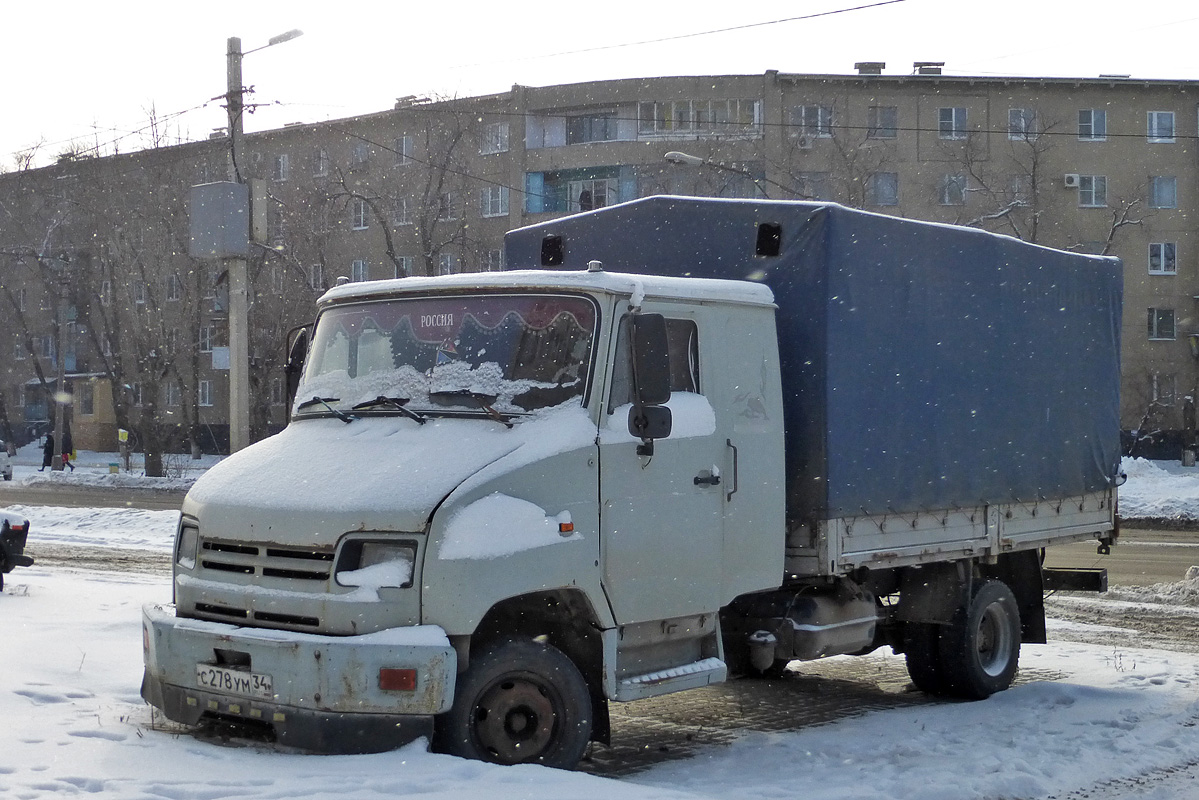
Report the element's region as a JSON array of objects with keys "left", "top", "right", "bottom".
[
  {"left": 435, "top": 638, "right": 592, "bottom": 769},
  {"left": 903, "top": 622, "right": 946, "bottom": 694},
  {"left": 940, "top": 580, "right": 1021, "bottom": 699}
]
